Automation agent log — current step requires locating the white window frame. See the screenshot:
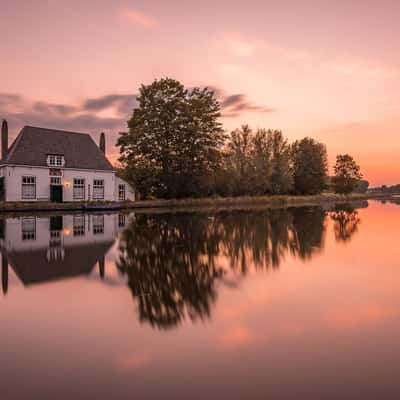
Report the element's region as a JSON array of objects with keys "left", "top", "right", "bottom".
[
  {"left": 47, "top": 155, "right": 65, "bottom": 167},
  {"left": 50, "top": 177, "right": 62, "bottom": 185},
  {"left": 21, "top": 217, "right": 36, "bottom": 240},
  {"left": 93, "top": 215, "right": 104, "bottom": 235},
  {"left": 73, "top": 215, "right": 85, "bottom": 236},
  {"left": 93, "top": 179, "right": 105, "bottom": 200},
  {"left": 73, "top": 178, "right": 85, "bottom": 200},
  {"left": 21, "top": 176, "right": 36, "bottom": 200},
  {"left": 118, "top": 184, "right": 126, "bottom": 201}
]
